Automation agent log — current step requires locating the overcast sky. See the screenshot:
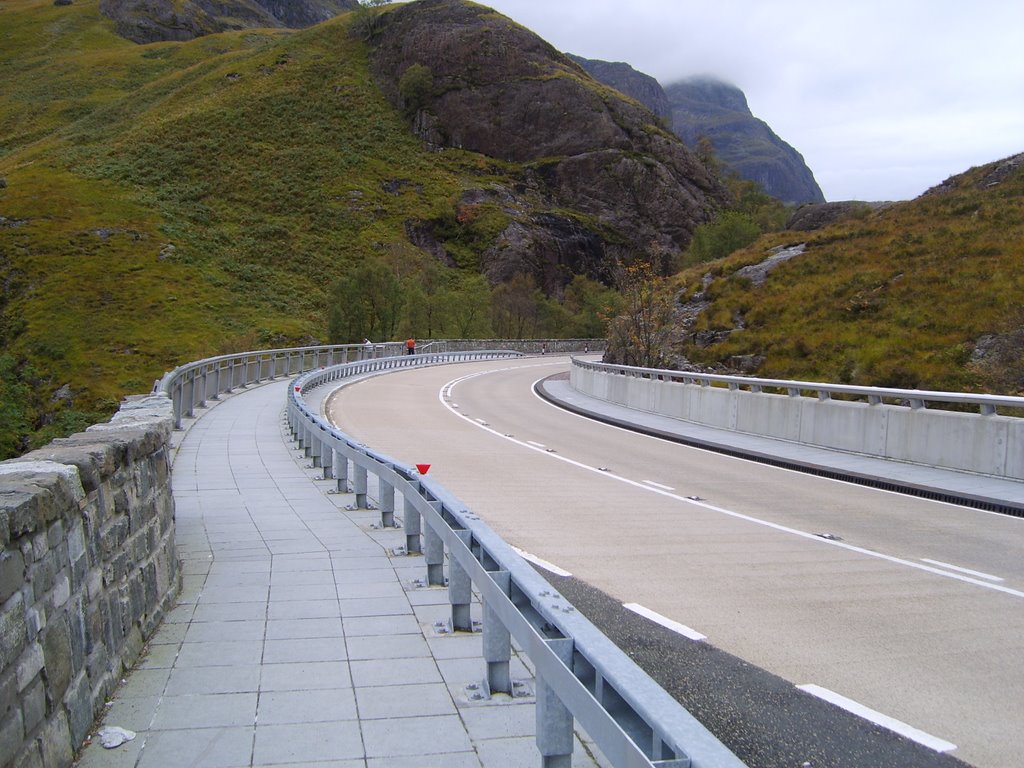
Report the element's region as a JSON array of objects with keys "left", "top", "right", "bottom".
[{"left": 480, "top": 0, "right": 1024, "bottom": 202}]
